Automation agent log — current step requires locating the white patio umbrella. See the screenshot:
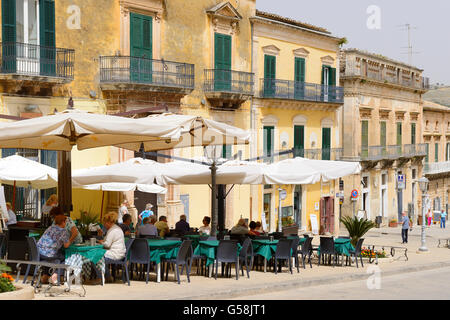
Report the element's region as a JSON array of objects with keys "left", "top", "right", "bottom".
[
  {"left": 0, "top": 155, "right": 57, "bottom": 189},
  {"left": 75, "top": 183, "right": 167, "bottom": 194}
]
